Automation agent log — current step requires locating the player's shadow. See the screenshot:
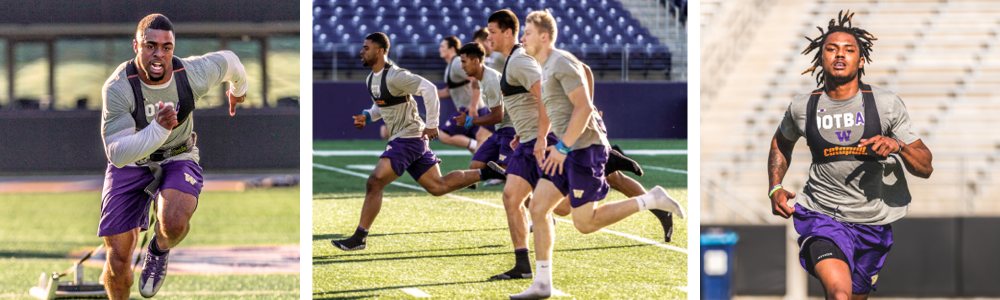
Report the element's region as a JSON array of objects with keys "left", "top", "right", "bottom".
[
  {"left": 314, "top": 244, "right": 505, "bottom": 260},
  {"left": 313, "top": 280, "right": 483, "bottom": 299},
  {"left": 314, "top": 244, "right": 653, "bottom": 265},
  {"left": 313, "top": 227, "right": 506, "bottom": 241}
]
